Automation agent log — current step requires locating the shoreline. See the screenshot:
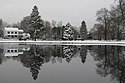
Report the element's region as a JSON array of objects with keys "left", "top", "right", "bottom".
[{"left": 0, "top": 40, "right": 125, "bottom": 46}]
